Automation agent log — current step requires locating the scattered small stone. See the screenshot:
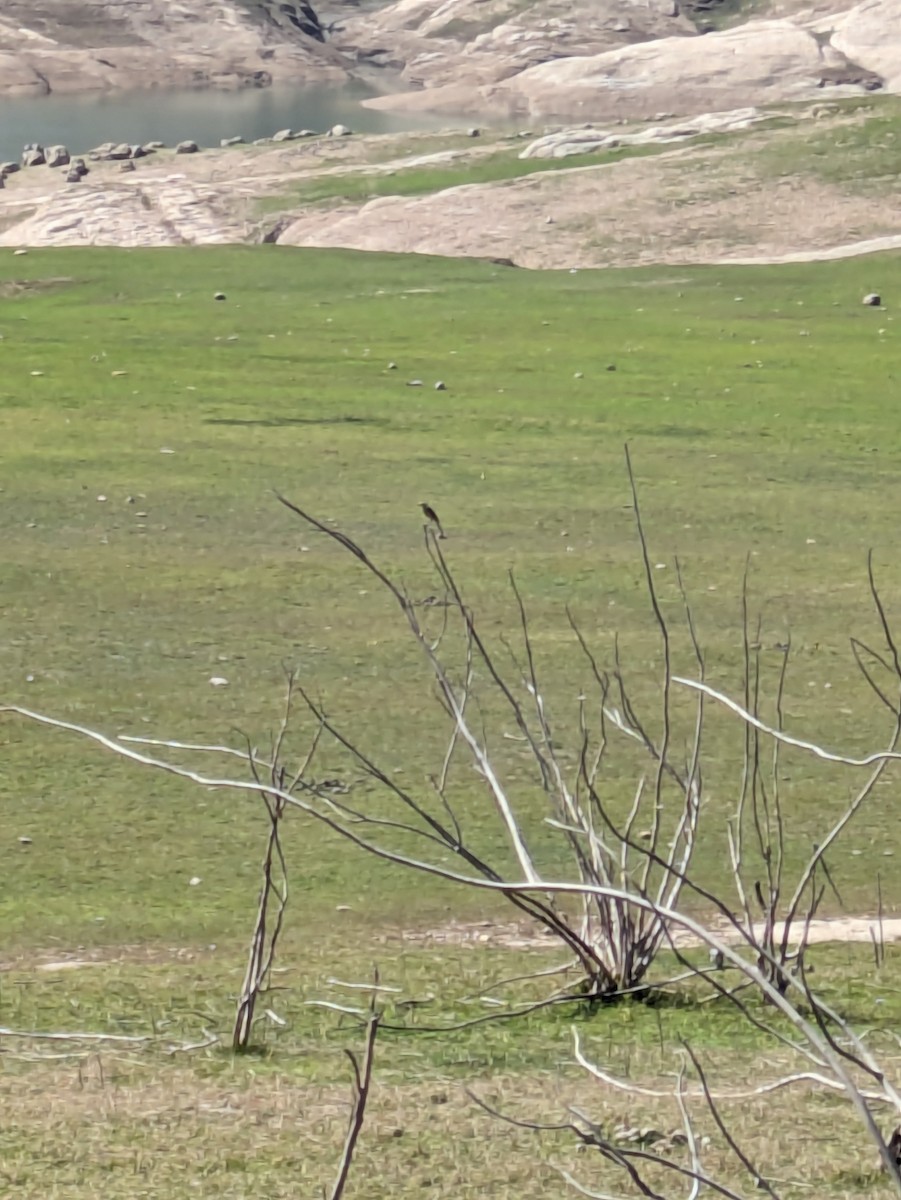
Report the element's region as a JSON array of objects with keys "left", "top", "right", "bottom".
[
  {"left": 208, "top": 676, "right": 229, "bottom": 687},
  {"left": 387, "top": 361, "right": 397, "bottom": 369},
  {"left": 214, "top": 292, "right": 227, "bottom": 301},
  {"left": 97, "top": 495, "right": 108, "bottom": 502},
  {"left": 467, "top": 127, "right": 481, "bottom": 138},
  {"left": 14, "top": 249, "right": 28, "bottom": 256},
  {"left": 434, "top": 380, "right": 447, "bottom": 390},
  {"left": 45, "top": 145, "right": 70, "bottom": 168},
  {"left": 189, "top": 876, "right": 202, "bottom": 886},
  {"left": 29, "top": 369, "right": 43, "bottom": 375},
  {"left": 160, "top": 447, "right": 175, "bottom": 454},
  {"left": 175, "top": 140, "right": 200, "bottom": 155},
  {"left": 545, "top": 215, "right": 554, "bottom": 224},
  {"left": 606, "top": 363, "right": 617, "bottom": 371},
  {"left": 18, "top": 836, "right": 32, "bottom": 844},
  {"left": 406, "top": 379, "right": 423, "bottom": 387},
  {"left": 573, "top": 371, "right": 583, "bottom": 378},
  {"left": 110, "top": 370, "right": 128, "bottom": 377},
  {"left": 863, "top": 292, "right": 882, "bottom": 307}
]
